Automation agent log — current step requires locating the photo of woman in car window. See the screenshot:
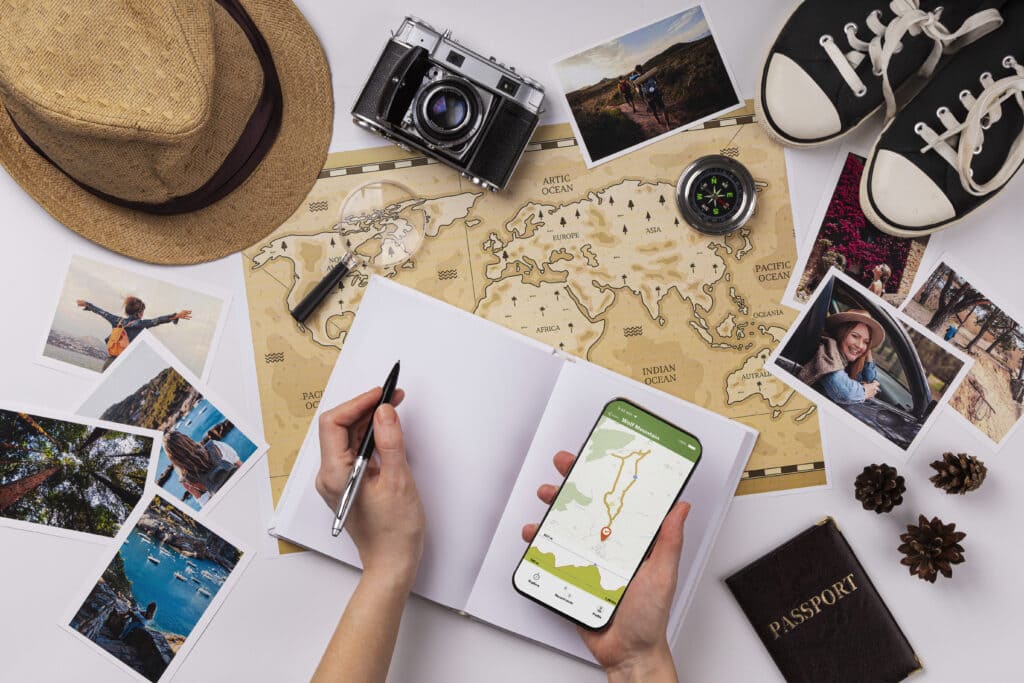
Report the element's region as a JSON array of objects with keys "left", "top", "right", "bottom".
[
  {"left": 798, "top": 309, "right": 885, "bottom": 405},
  {"left": 775, "top": 272, "right": 970, "bottom": 451}
]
